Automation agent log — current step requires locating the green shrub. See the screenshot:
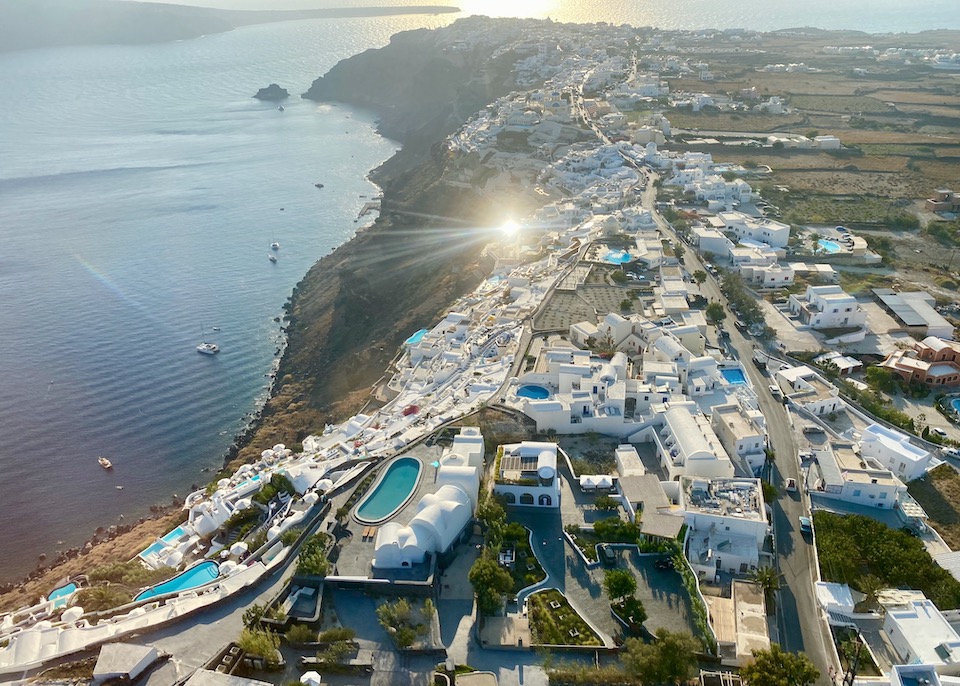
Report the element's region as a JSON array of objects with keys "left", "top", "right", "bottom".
[
  {"left": 237, "top": 628, "right": 281, "bottom": 667},
  {"left": 285, "top": 624, "right": 316, "bottom": 645},
  {"left": 317, "top": 627, "right": 355, "bottom": 643}
]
